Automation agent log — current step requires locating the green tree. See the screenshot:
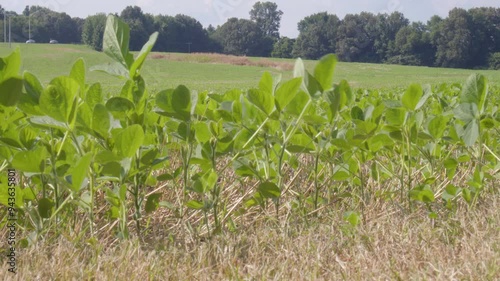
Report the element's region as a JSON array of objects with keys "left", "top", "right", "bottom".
[
  {"left": 292, "top": 12, "right": 339, "bottom": 59},
  {"left": 390, "top": 22, "right": 435, "bottom": 66},
  {"left": 120, "top": 6, "right": 155, "bottom": 51},
  {"left": 435, "top": 8, "right": 473, "bottom": 68},
  {"left": 249, "top": 1, "right": 283, "bottom": 39},
  {"left": 468, "top": 7, "right": 500, "bottom": 67},
  {"left": 336, "top": 12, "right": 380, "bottom": 62},
  {"left": 272, "top": 37, "right": 295, "bottom": 58},
  {"left": 375, "top": 11, "right": 409, "bottom": 61},
  {"left": 82, "top": 13, "right": 107, "bottom": 50},
  {"left": 153, "top": 14, "right": 212, "bottom": 53},
  {"left": 213, "top": 18, "right": 272, "bottom": 56}
]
